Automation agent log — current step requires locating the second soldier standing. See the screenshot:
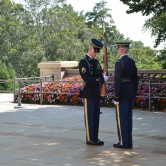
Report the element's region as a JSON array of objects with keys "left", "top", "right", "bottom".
[{"left": 113, "top": 42, "right": 138, "bottom": 149}]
